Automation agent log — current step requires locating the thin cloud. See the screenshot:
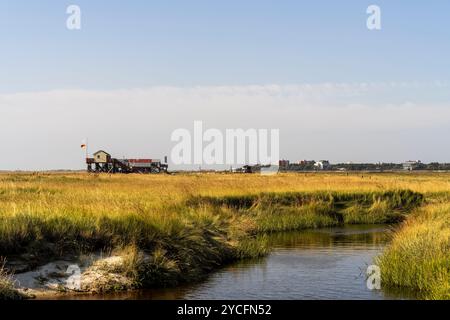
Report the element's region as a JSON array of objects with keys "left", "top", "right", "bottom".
[{"left": 0, "top": 83, "right": 449, "bottom": 170}]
